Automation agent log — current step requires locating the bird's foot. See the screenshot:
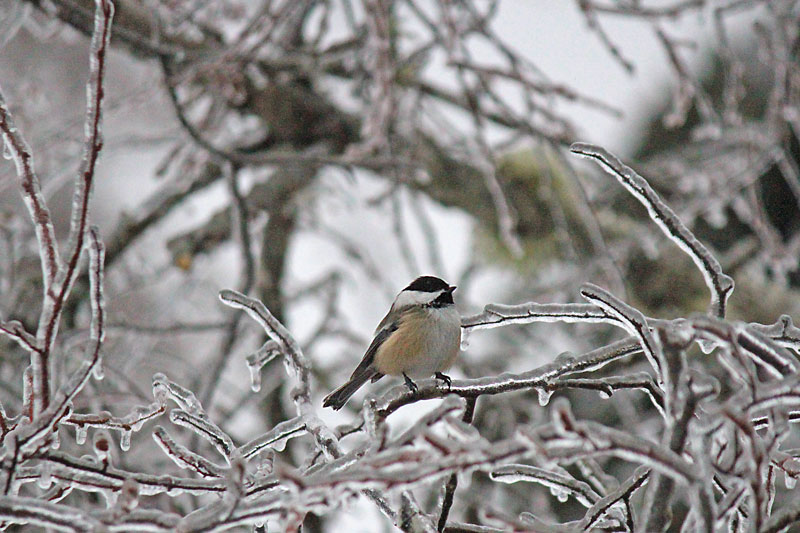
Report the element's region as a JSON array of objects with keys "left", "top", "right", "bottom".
[
  {"left": 403, "top": 373, "right": 419, "bottom": 394},
  {"left": 434, "top": 372, "right": 452, "bottom": 389}
]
